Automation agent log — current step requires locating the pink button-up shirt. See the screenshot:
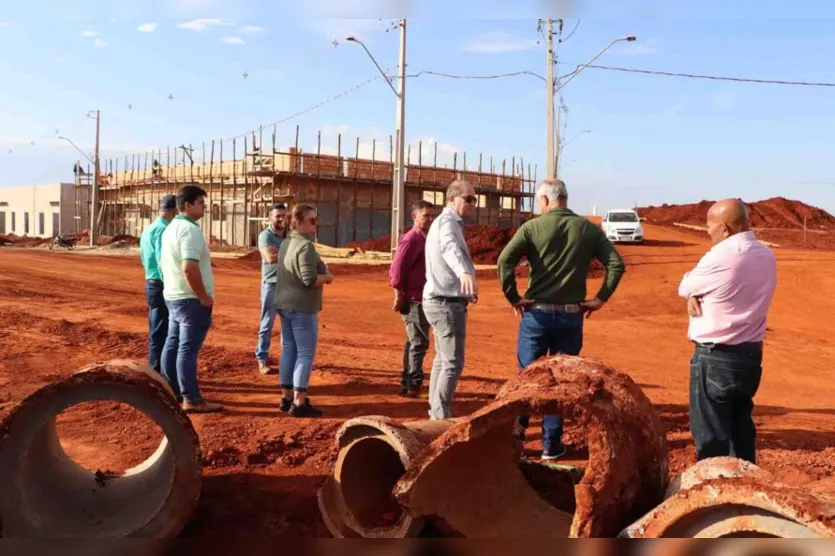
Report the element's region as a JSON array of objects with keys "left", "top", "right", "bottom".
[{"left": 678, "top": 231, "right": 777, "bottom": 345}]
